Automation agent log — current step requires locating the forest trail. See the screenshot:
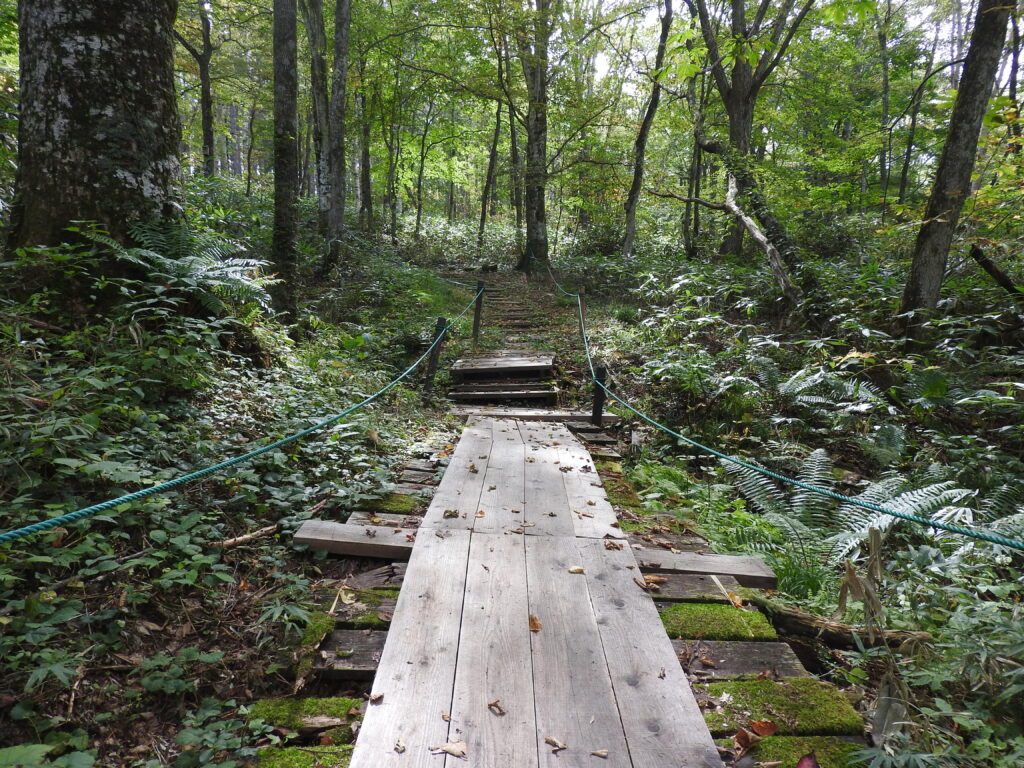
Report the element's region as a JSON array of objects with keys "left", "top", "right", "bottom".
[{"left": 295, "top": 277, "right": 775, "bottom": 767}]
